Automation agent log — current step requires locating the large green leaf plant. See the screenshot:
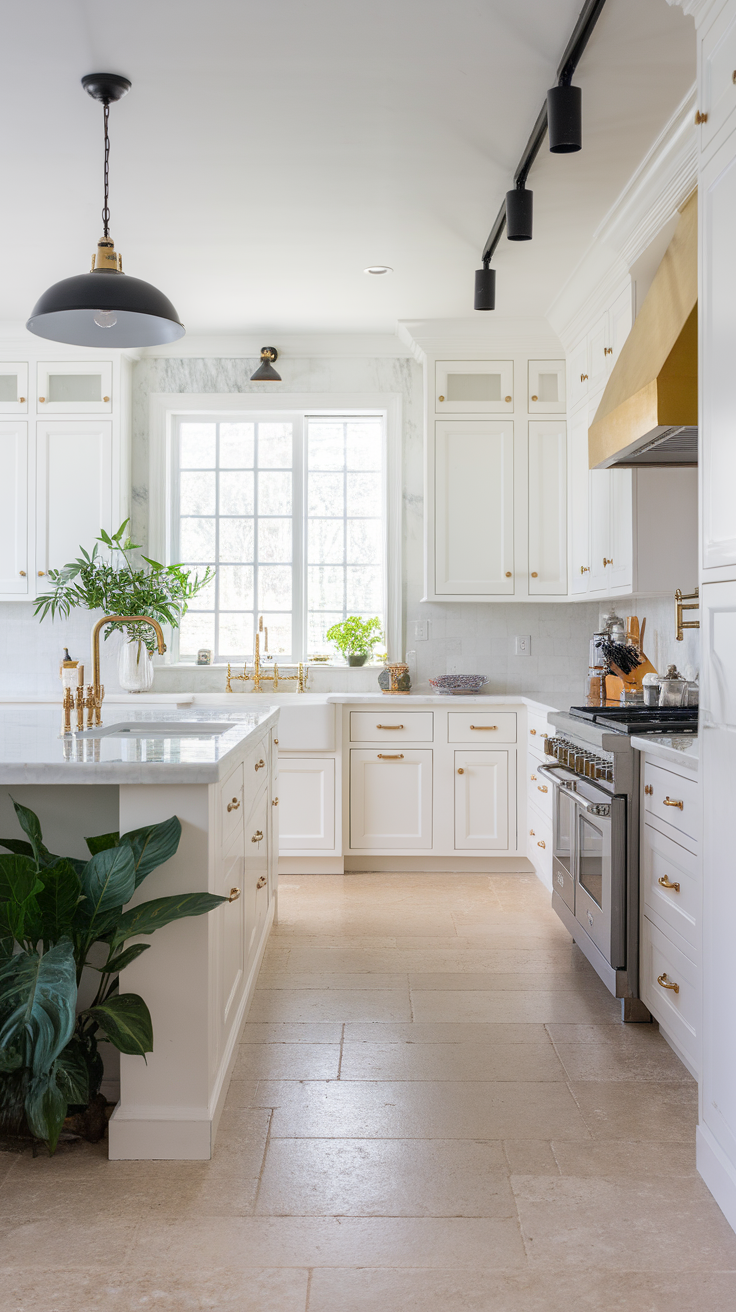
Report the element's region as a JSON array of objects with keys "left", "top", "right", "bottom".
[{"left": 0, "top": 800, "right": 227, "bottom": 1153}]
